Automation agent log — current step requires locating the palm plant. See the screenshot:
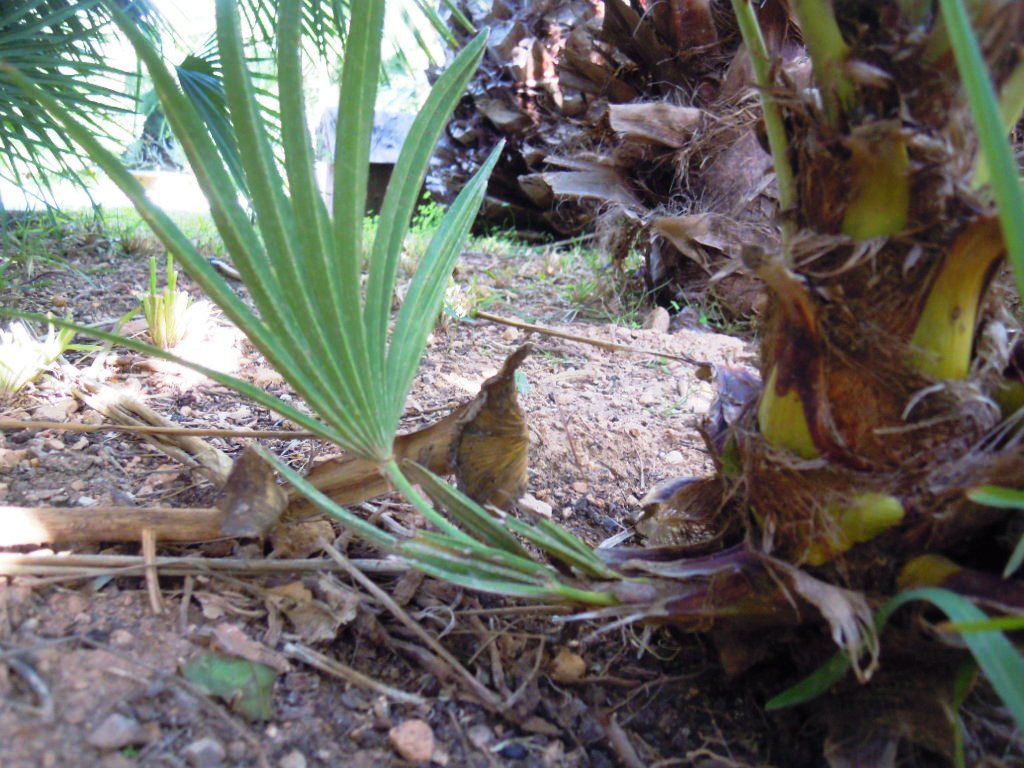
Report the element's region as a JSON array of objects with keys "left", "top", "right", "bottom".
[
  {"left": 4, "top": 0, "right": 1023, "bottom": 763},
  {"left": 0, "top": 0, "right": 445, "bottom": 209},
  {"left": 299, "top": 0, "right": 1024, "bottom": 762},
  {"left": 0, "top": 0, "right": 151, "bottom": 206},
  {"left": 1, "top": 0, "right": 502, "bottom": 523}
]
